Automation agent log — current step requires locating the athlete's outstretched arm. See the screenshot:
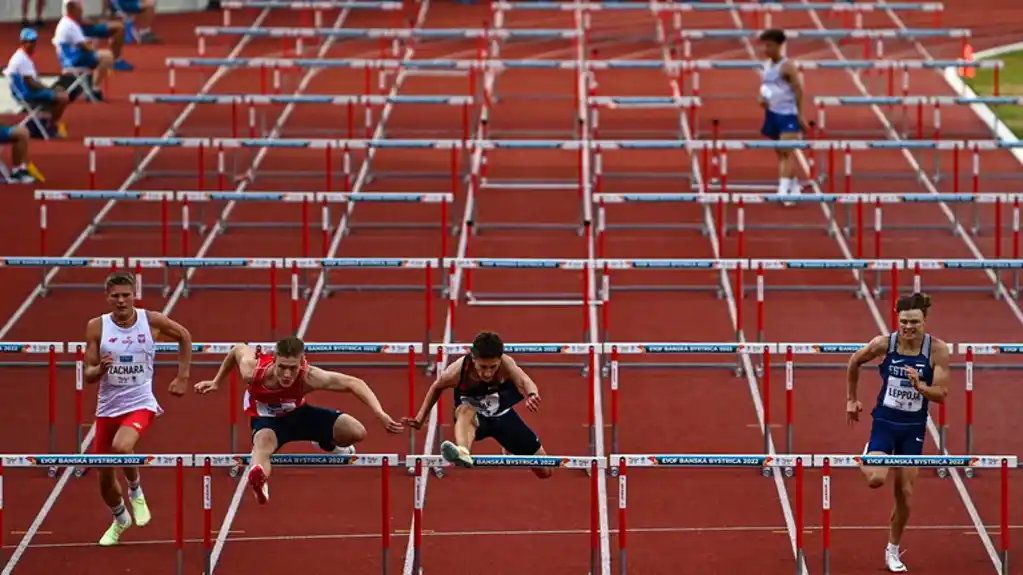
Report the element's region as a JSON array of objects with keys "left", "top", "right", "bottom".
[
  {"left": 405, "top": 360, "right": 460, "bottom": 429},
  {"left": 82, "top": 317, "right": 109, "bottom": 384},
  {"left": 845, "top": 335, "right": 888, "bottom": 423},
  {"left": 147, "top": 311, "right": 193, "bottom": 396},
  {"left": 306, "top": 367, "right": 403, "bottom": 433},
  {"left": 195, "top": 344, "right": 255, "bottom": 394},
  {"left": 504, "top": 355, "right": 541, "bottom": 411},
  {"left": 912, "top": 340, "right": 950, "bottom": 403}
]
